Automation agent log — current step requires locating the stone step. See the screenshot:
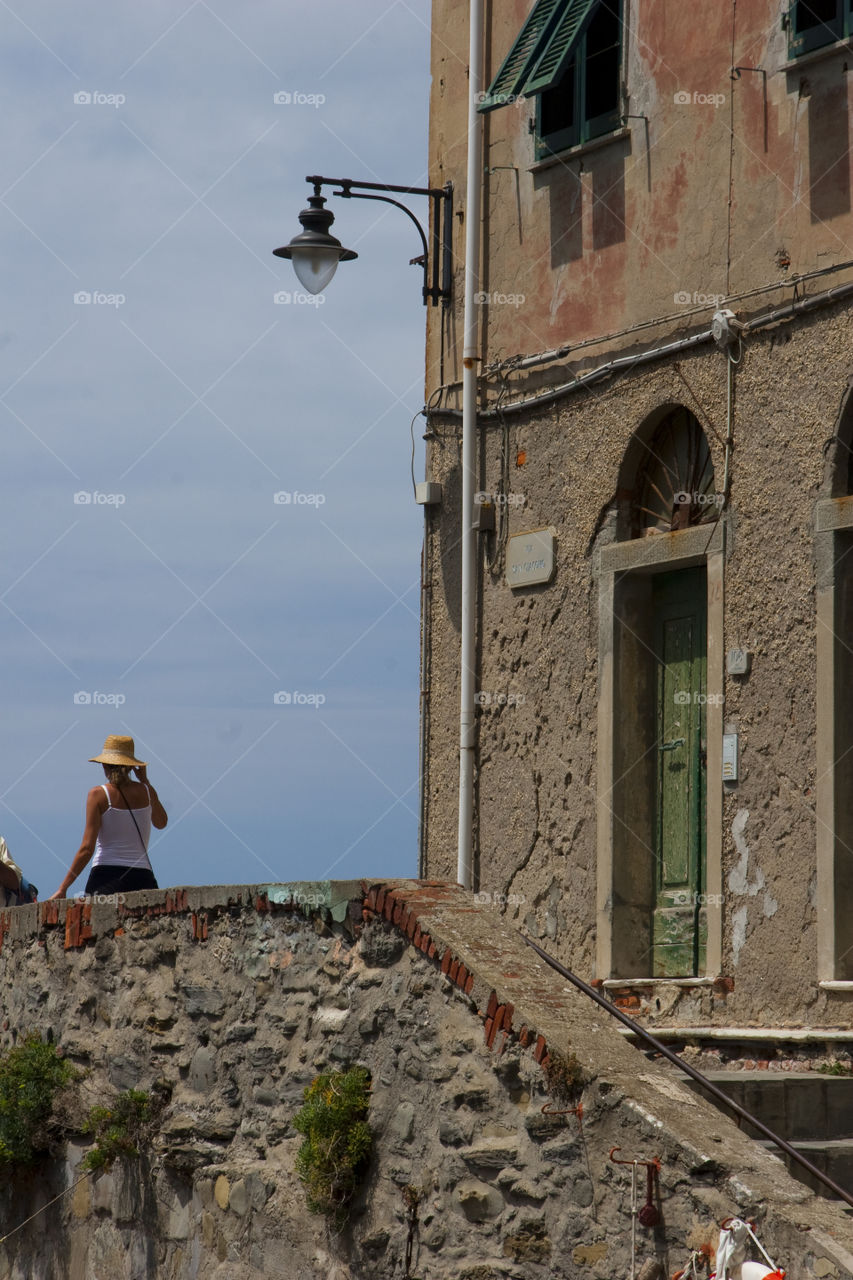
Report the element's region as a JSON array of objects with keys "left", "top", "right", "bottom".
[
  {"left": 756, "top": 1139, "right": 853, "bottom": 1199},
  {"left": 678, "top": 1071, "right": 853, "bottom": 1143}
]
